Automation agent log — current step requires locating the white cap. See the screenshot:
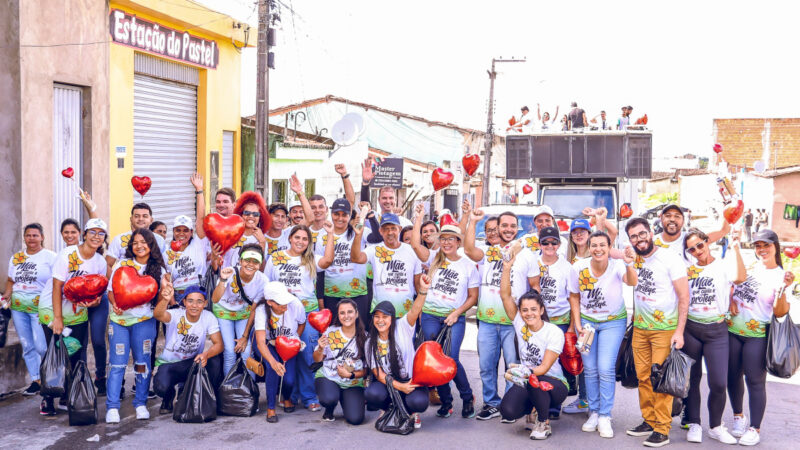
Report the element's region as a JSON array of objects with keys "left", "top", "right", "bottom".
[
  {"left": 173, "top": 215, "right": 194, "bottom": 230},
  {"left": 534, "top": 205, "right": 555, "bottom": 221},
  {"left": 84, "top": 218, "right": 108, "bottom": 233},
  {"left": 264, "top": 281, "right": 299, "bottom": 305},
  {"left": 288, "top": 200, "right": 303, "bottom": 211}
]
